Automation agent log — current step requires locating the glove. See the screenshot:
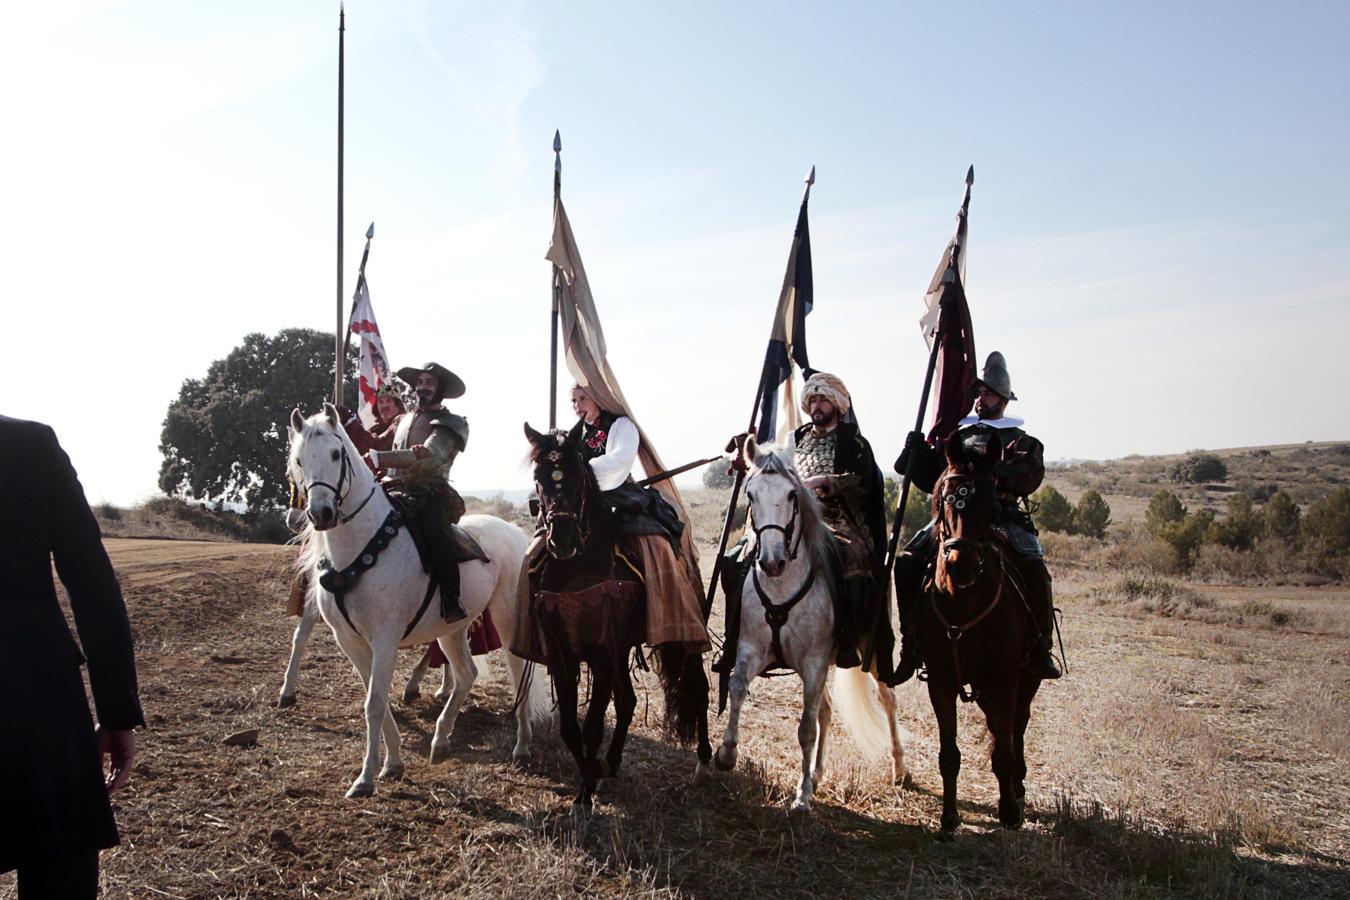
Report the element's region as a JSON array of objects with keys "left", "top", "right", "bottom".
[
  {"left": 904, "top": 431, "right": 926, "bottom": 454},
  {"left": 336, "top": 405, "right": 359, "bottom": 426}
]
